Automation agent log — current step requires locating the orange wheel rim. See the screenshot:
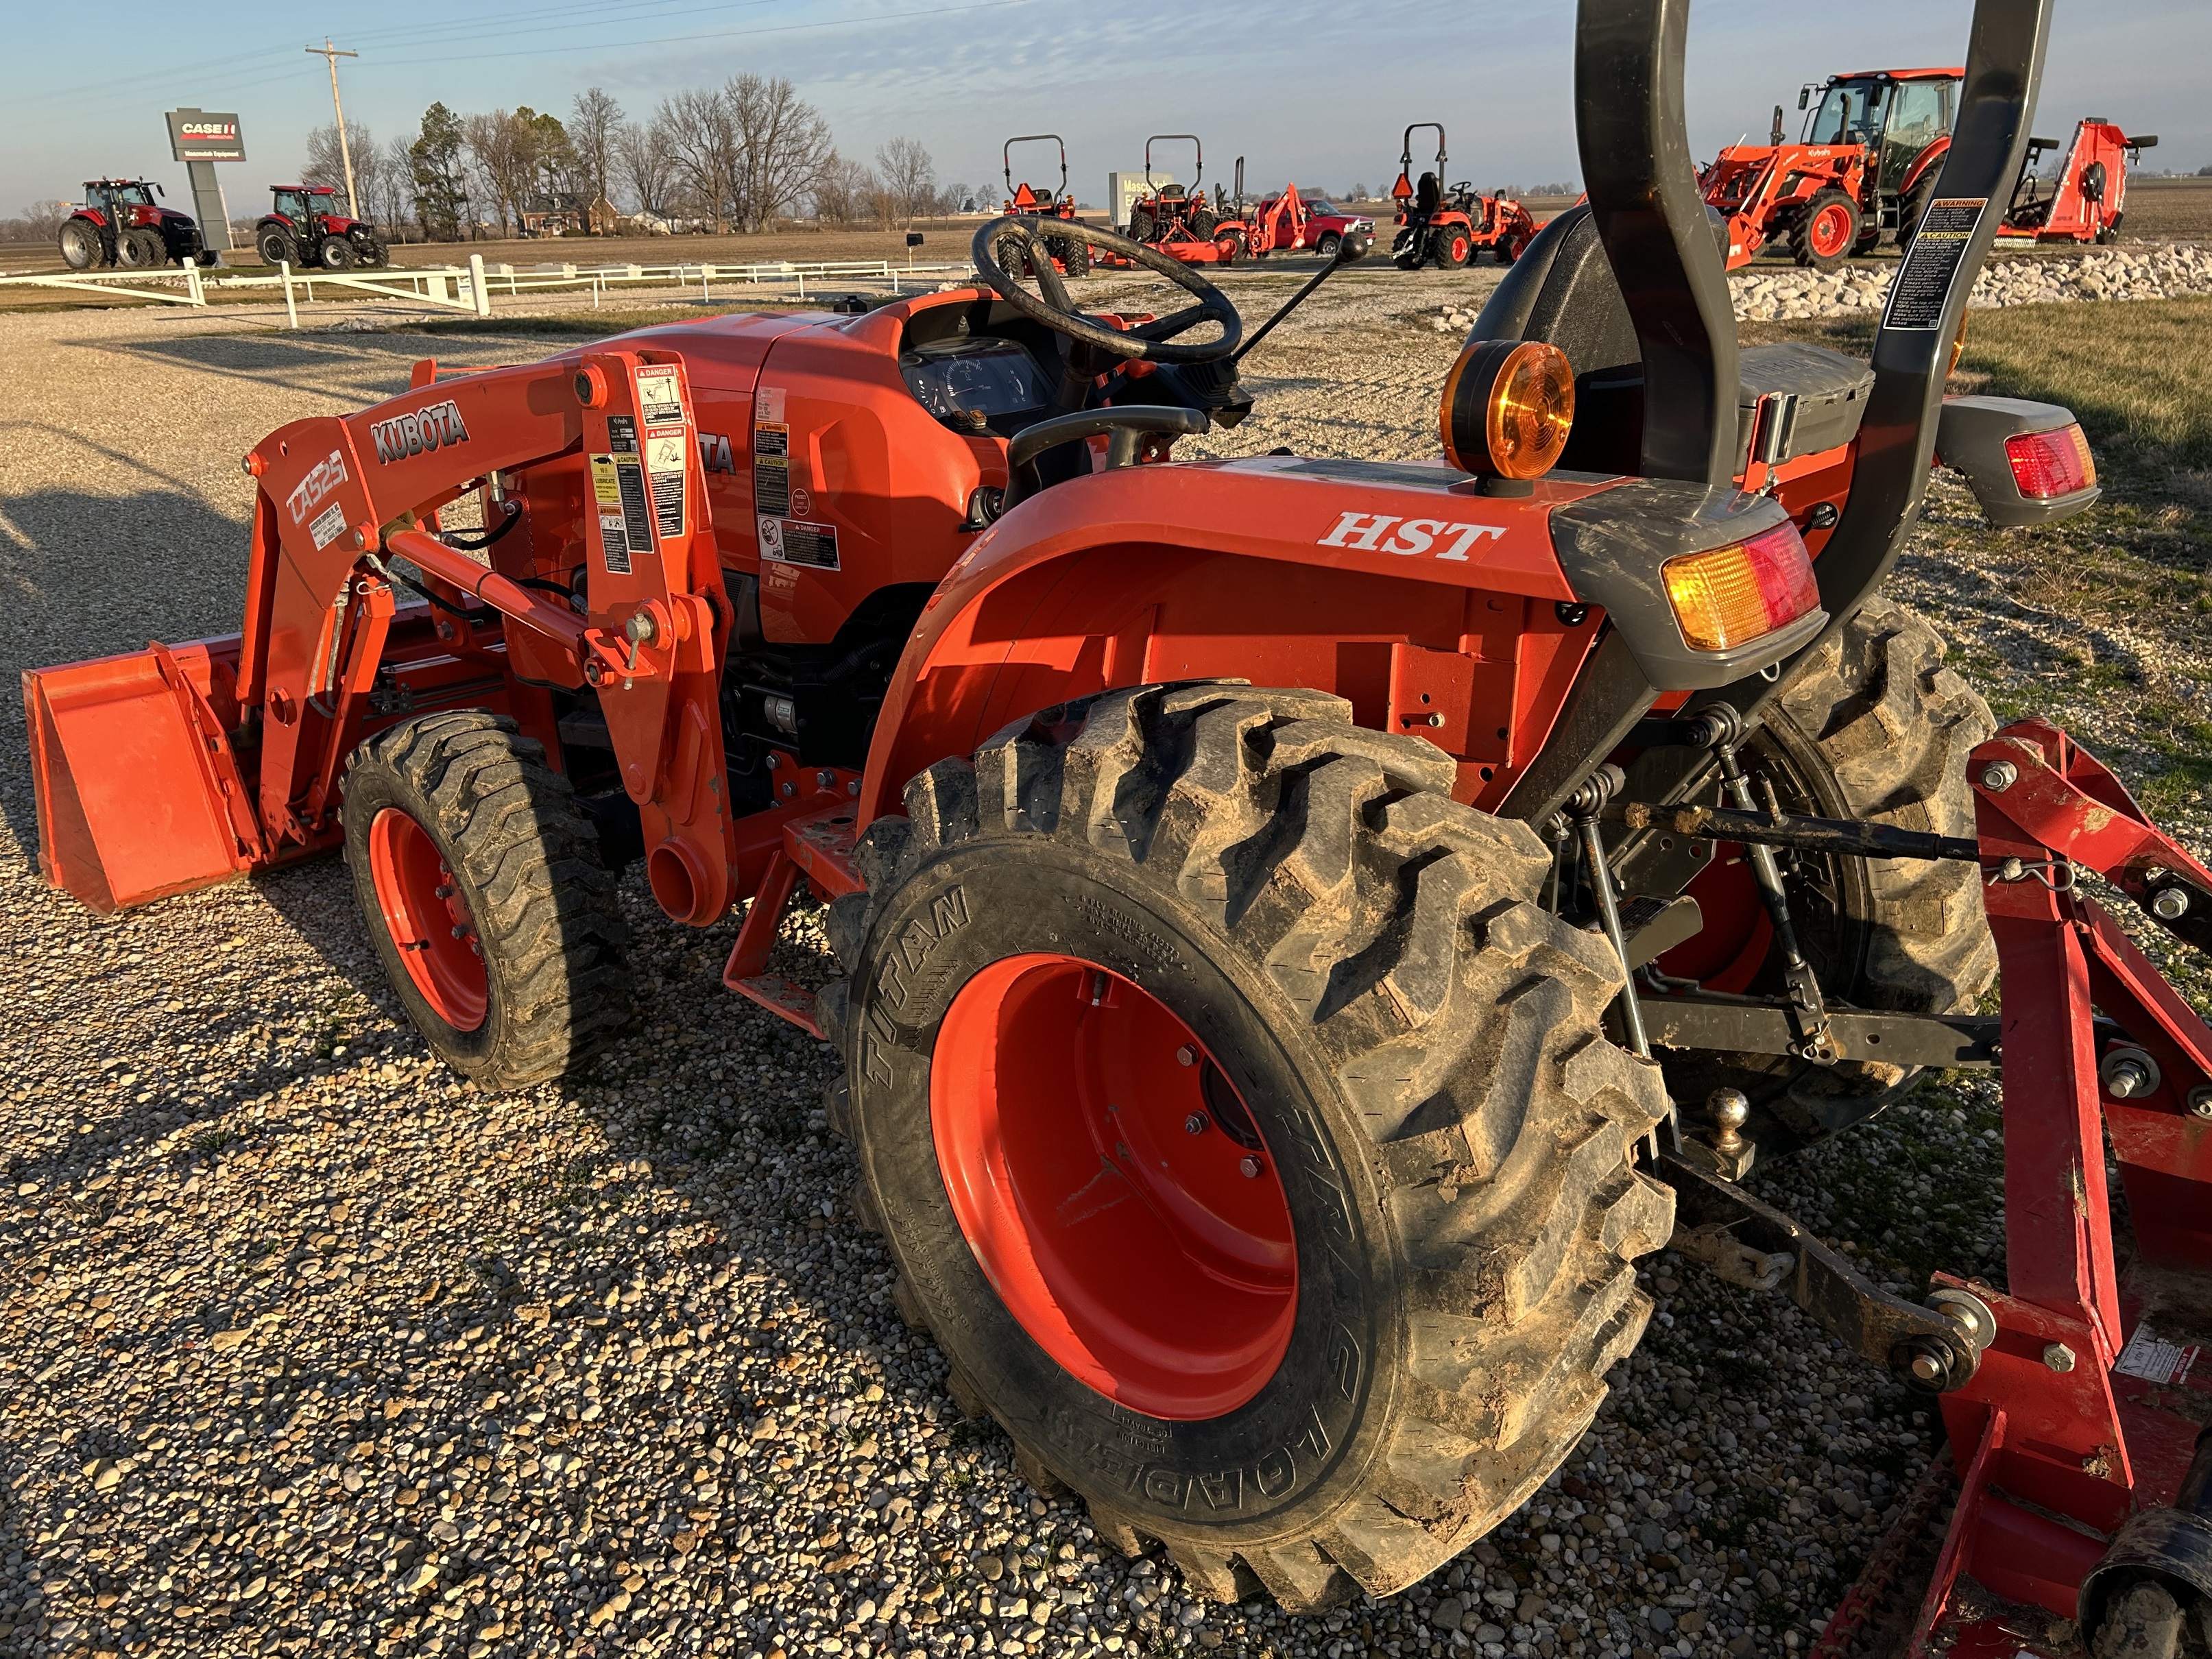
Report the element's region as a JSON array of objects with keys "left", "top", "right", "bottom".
[
  {"left": 931, "top": 956, "right": 1297, "bottom": 1419},
  {"left": 368, "top": 807, "right": 488, "bottom": 1030}
]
